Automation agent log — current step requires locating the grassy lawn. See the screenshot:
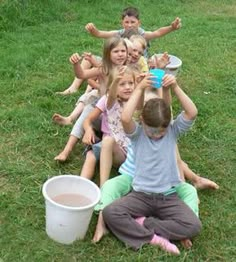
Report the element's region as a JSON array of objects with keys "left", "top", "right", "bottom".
[{"left": 1, "top": 0, "right": 236, "bottom": 261}]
